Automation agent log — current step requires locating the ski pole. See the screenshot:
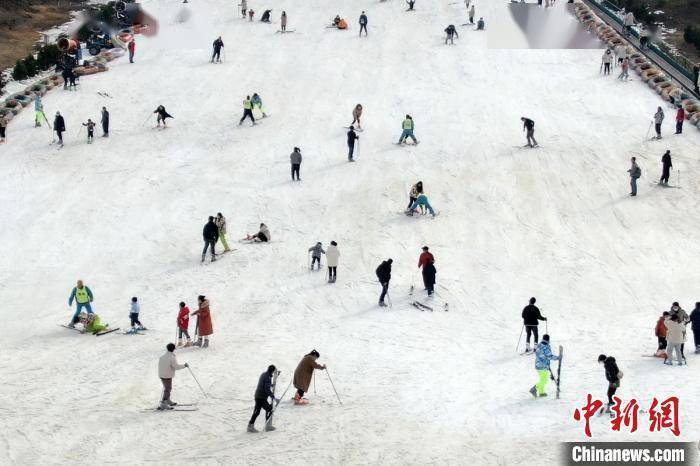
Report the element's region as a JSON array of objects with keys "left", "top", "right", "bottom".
[
  {"left": 187, "top": 365, "right": 208, "bottom": 398},
  {"left": 677, "top": 169, "right": 680, "bottom": 188},
  {"left": 386, "top": 290, "right": 392, "bottom": 308},
  {"left": 516, "top": 325, "right": 524, "bottom": 352},
  {"left": 644, "top": 120, "right": 653, "bottom": 140},
  {"left": 313, "top": 371, "right": 316, "bottom": 394},
  {"left": 265, "top": 378, "right": 292, "bottom": 427},
  {"left": 545, "top": 319, "right": 548, "bottom": 334},
  {"left": 325, "top": 368, "right": 343, "bottom": 405},
  {"left": 141, "top": 113, "right": 153, "bottom": 127}
]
